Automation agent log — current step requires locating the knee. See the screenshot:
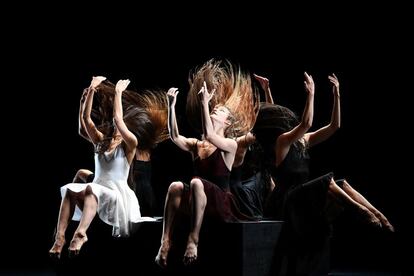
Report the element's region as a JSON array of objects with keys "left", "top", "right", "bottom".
[
  {"left": 190, "top": 178, "right": 204, "bottom": 192},
  {"left": 84, "top": 185, "right": 94, "bottom": 196},
  {"left": 328, "top": 178, "right": 337, "bottom": 189},
  {"left": 65, "top": 189, "right": 76, "bottom": 198},
  {"left": 340, "top": 179, "right": 350, "bottom": 189},
  {"left": 74, "top": 169, "right": 93, "bottom": 183},
  {"left": 168, "top": 181, "right": 184, "bottom": 195}
]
